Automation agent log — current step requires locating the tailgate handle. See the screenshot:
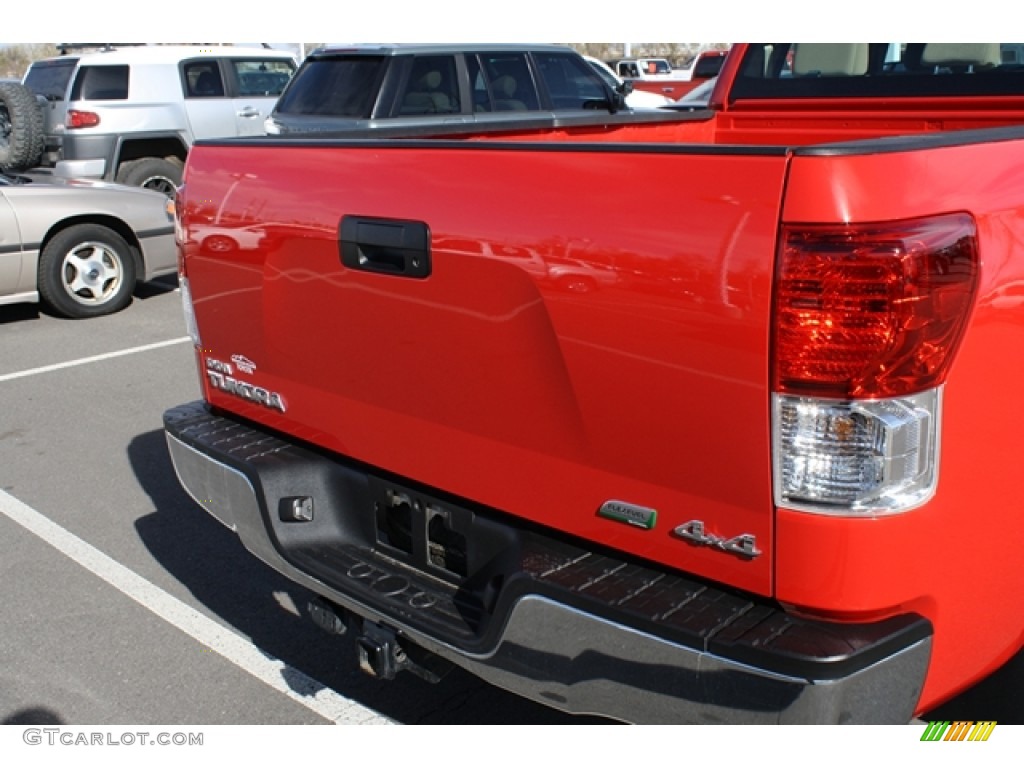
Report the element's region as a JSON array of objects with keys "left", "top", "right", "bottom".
[{"left": 339, "top": 216, "right": 431, "bottom": 278}]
